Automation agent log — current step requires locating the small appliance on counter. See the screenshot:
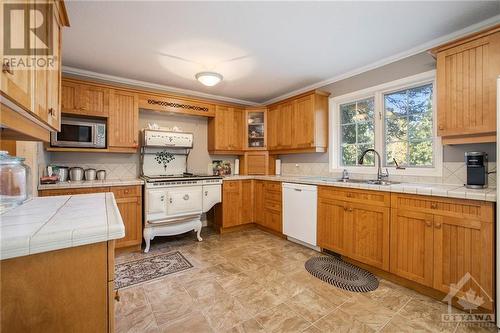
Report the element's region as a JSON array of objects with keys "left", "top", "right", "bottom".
[
  {"left": 0, "top": 151, "right": 30, "bottom": 213},
  {"left": 465, "top": 152, "right": 488, "bottom": 189}
]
